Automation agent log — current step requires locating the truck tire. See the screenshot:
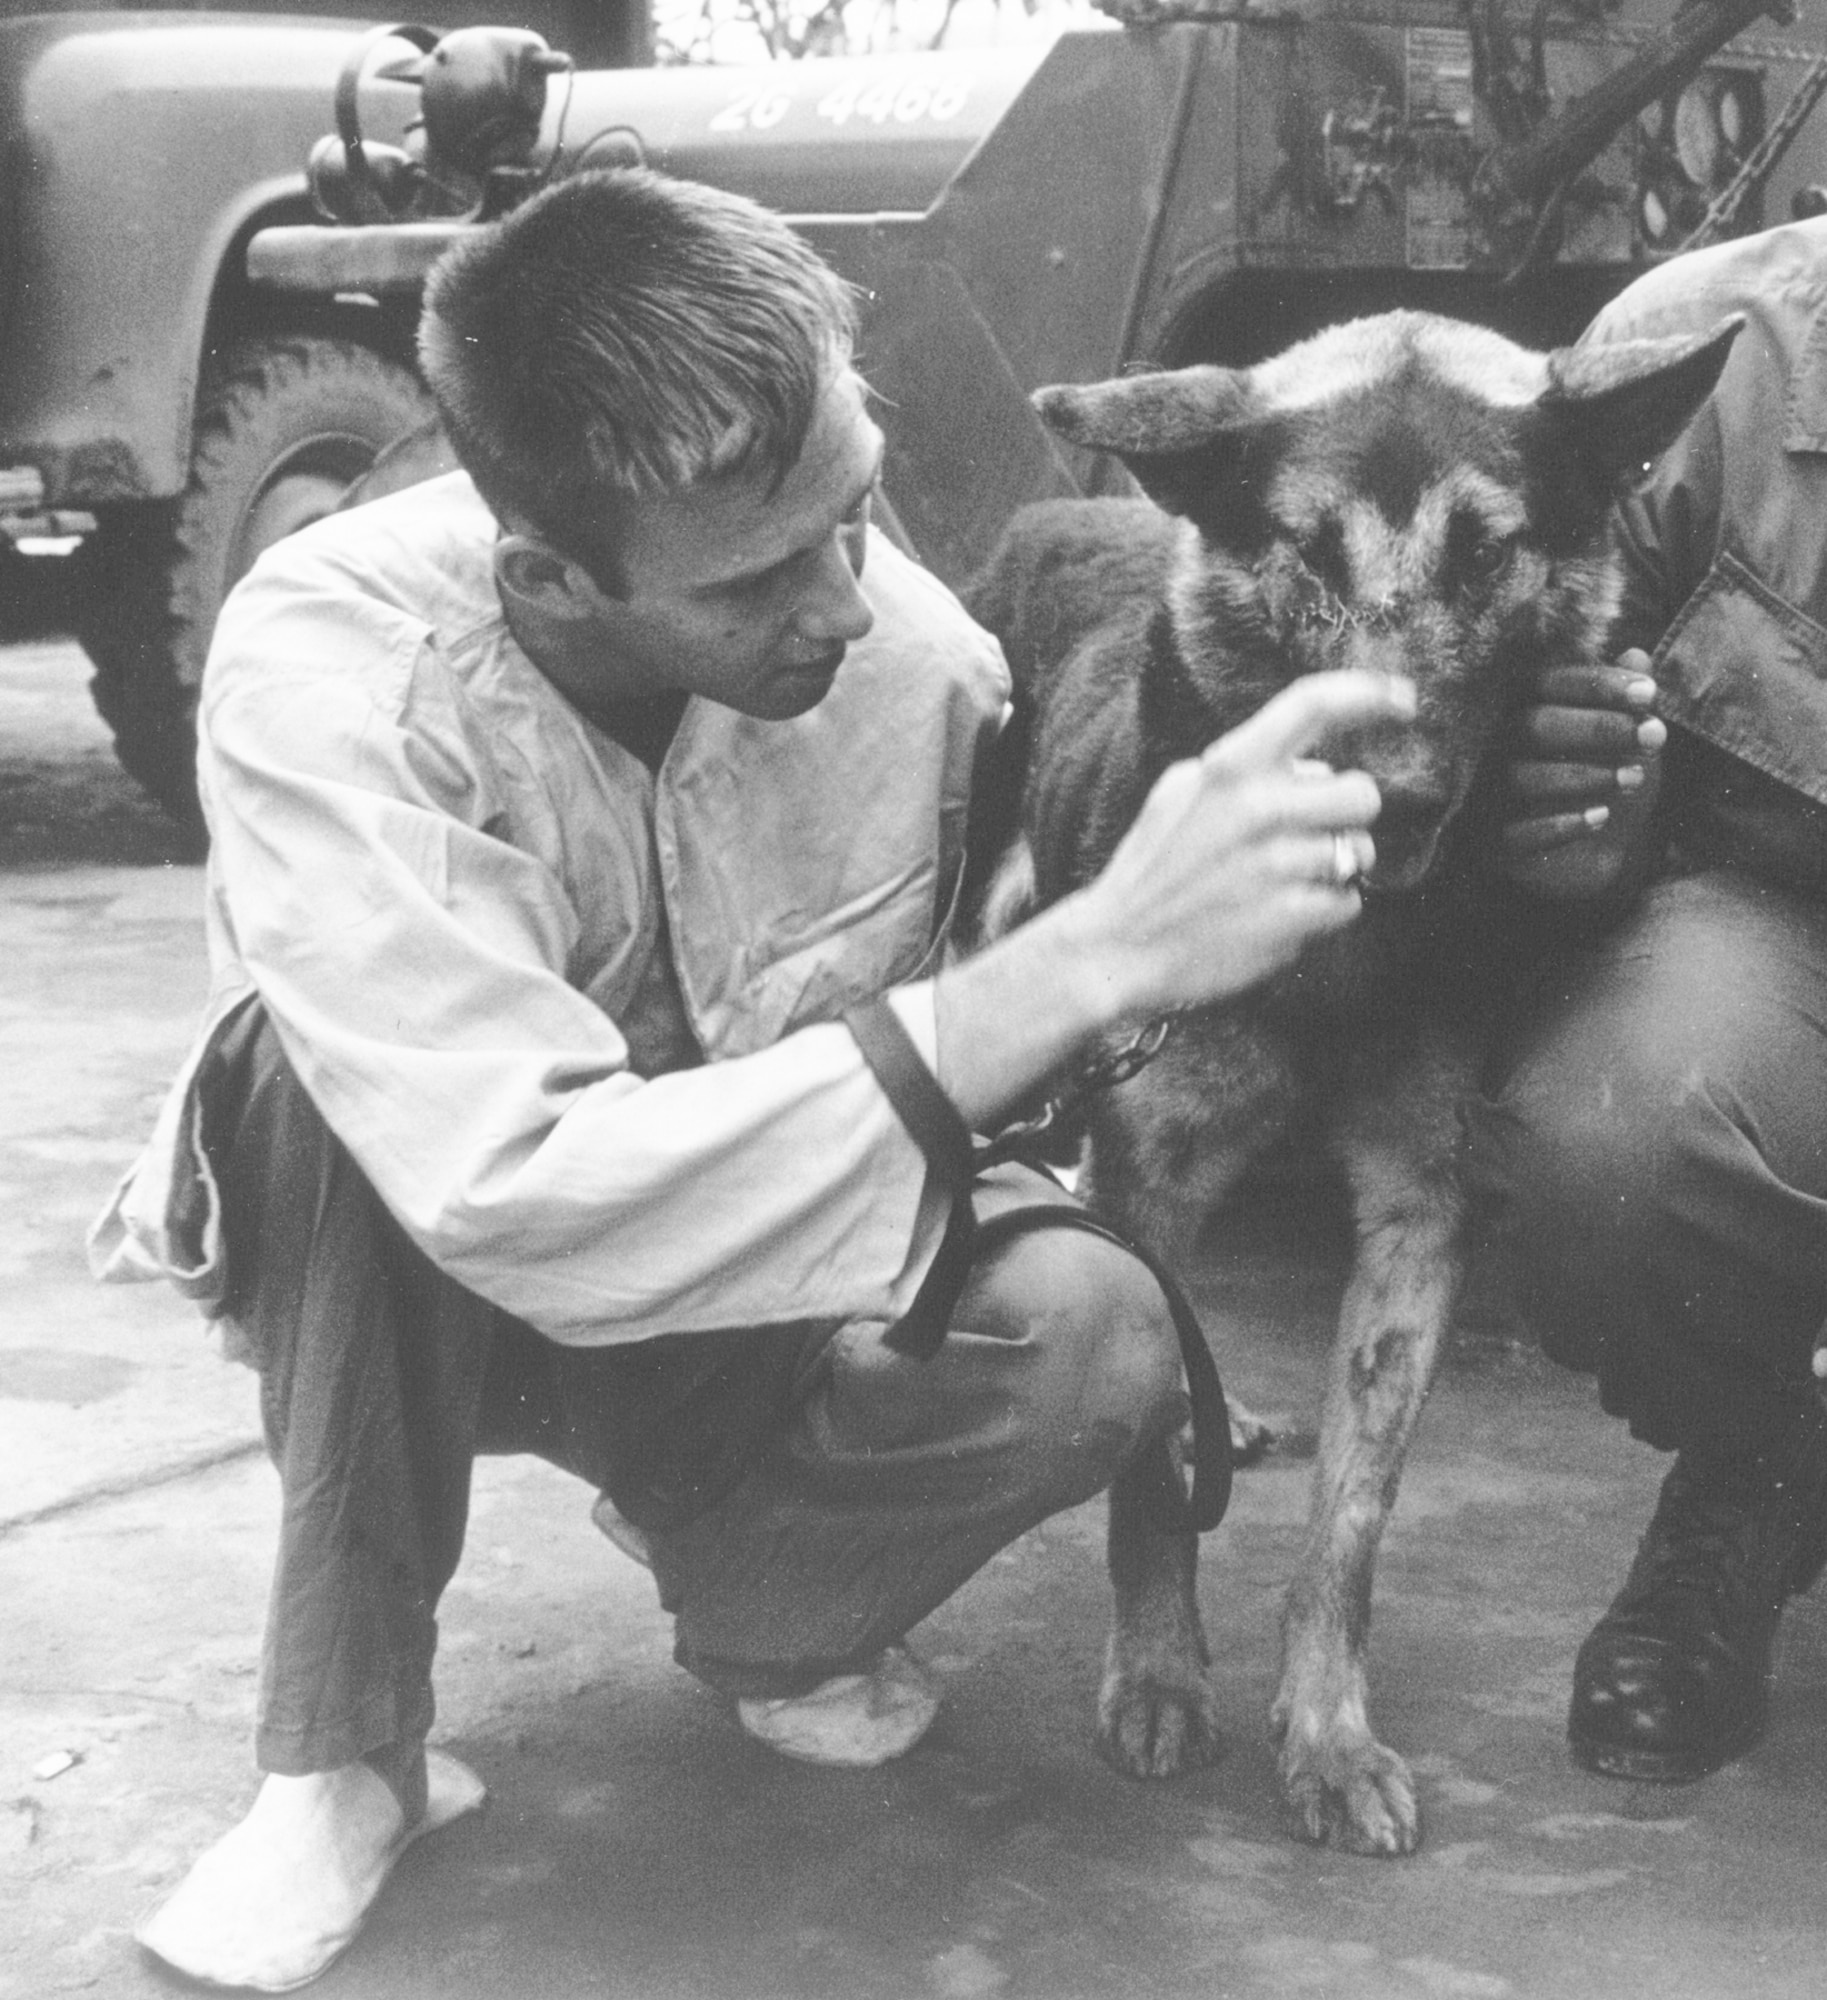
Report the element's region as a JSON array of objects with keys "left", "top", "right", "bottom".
[{"left": 79, "top": 335, "right": 435, "bottom": 826}]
